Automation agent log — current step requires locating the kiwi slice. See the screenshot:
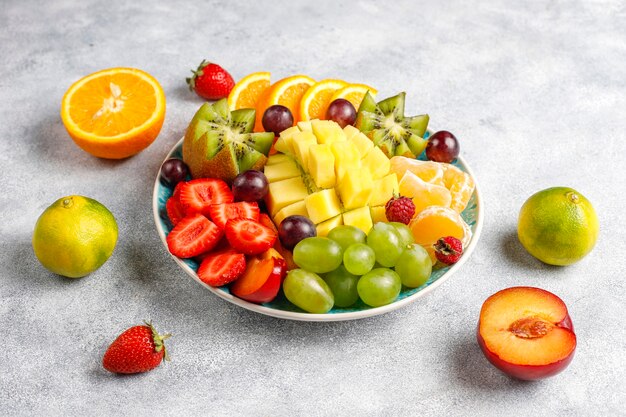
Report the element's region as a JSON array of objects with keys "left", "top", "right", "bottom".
[
  {"left": 183, "top": 99, "right": 274, "bottom": 182},
  {"left": 355, "top": 92, "right": 429, "bottom": 158}
]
